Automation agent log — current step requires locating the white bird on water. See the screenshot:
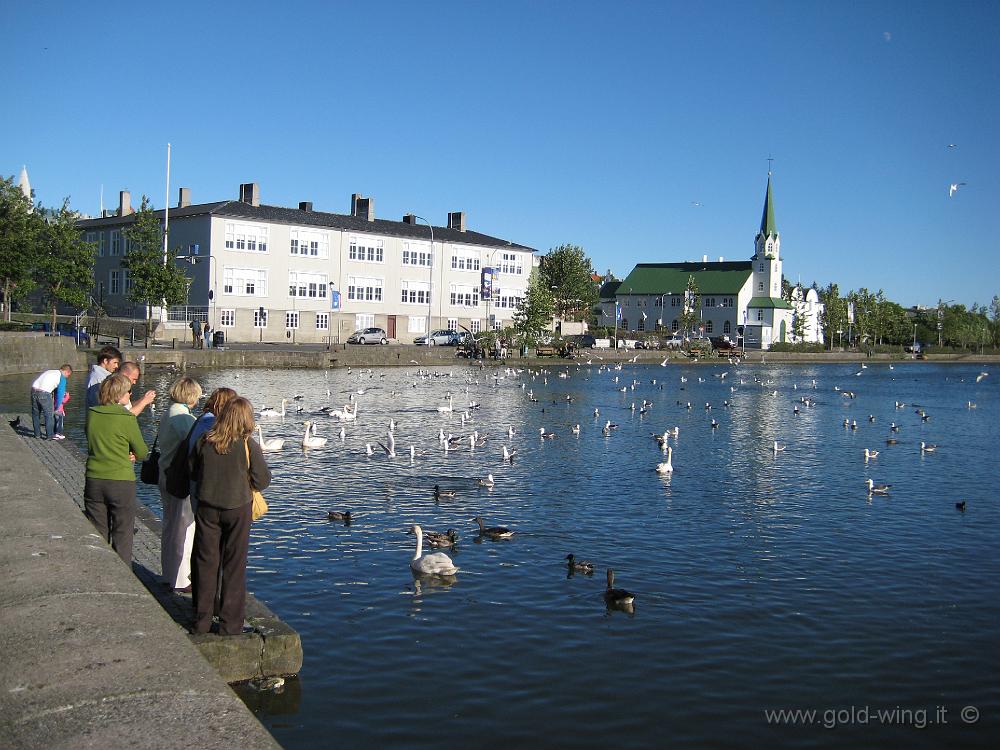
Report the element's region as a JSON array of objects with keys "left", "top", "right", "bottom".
[
  {"left": 256, "top": 425, "right": 285, "bottom": 452},
  {"left": 259, "top": 399, "right": 287, "bottom": 418},
  {"left": 502, "top": 445, "right": 516, "bottom": 462},
  {"left": 302, "top": 421, "right": 327, "bottom": 449},
  {"left": 656, "top": 446, "right": 674, "bottom": 475},
  {"left": 409, "top": 525, "right": 458, "bottom": 576}
]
